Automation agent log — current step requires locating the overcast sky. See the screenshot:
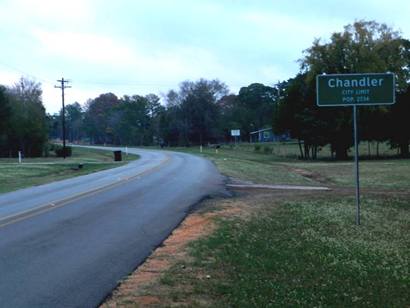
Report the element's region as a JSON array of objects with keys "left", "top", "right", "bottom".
[{"left": 1, "top": 0, "right": 409, "bottom": 113}]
